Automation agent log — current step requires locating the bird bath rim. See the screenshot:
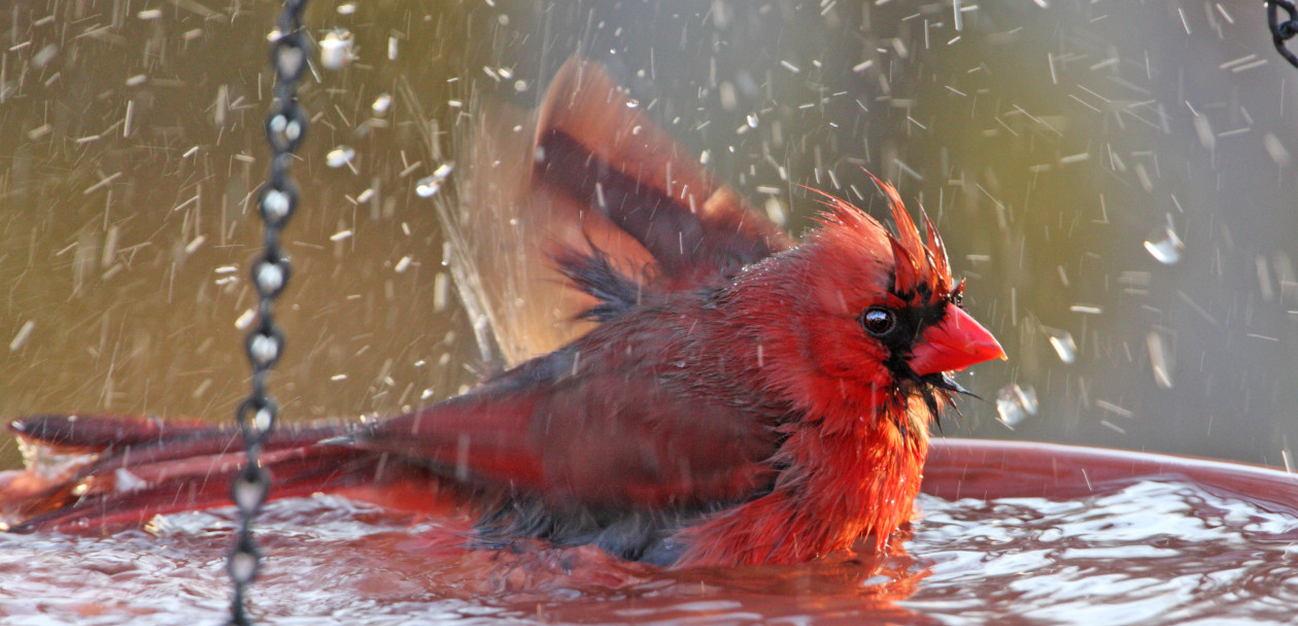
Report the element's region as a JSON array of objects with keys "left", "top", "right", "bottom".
[{"left": 925, "top": 438, "right": 1298, "bottom": 514}]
